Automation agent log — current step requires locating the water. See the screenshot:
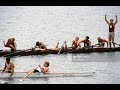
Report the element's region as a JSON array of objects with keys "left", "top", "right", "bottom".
[{"left": 0, "top": 6, "right": 120, "bottom": 84}]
